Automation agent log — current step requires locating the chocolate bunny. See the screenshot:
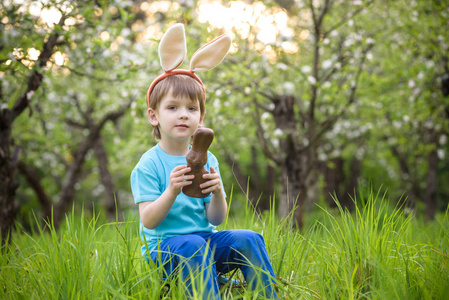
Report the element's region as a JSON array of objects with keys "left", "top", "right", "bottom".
[{"left": 182, "top": 128, "right": 214, "bottom": 198}]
